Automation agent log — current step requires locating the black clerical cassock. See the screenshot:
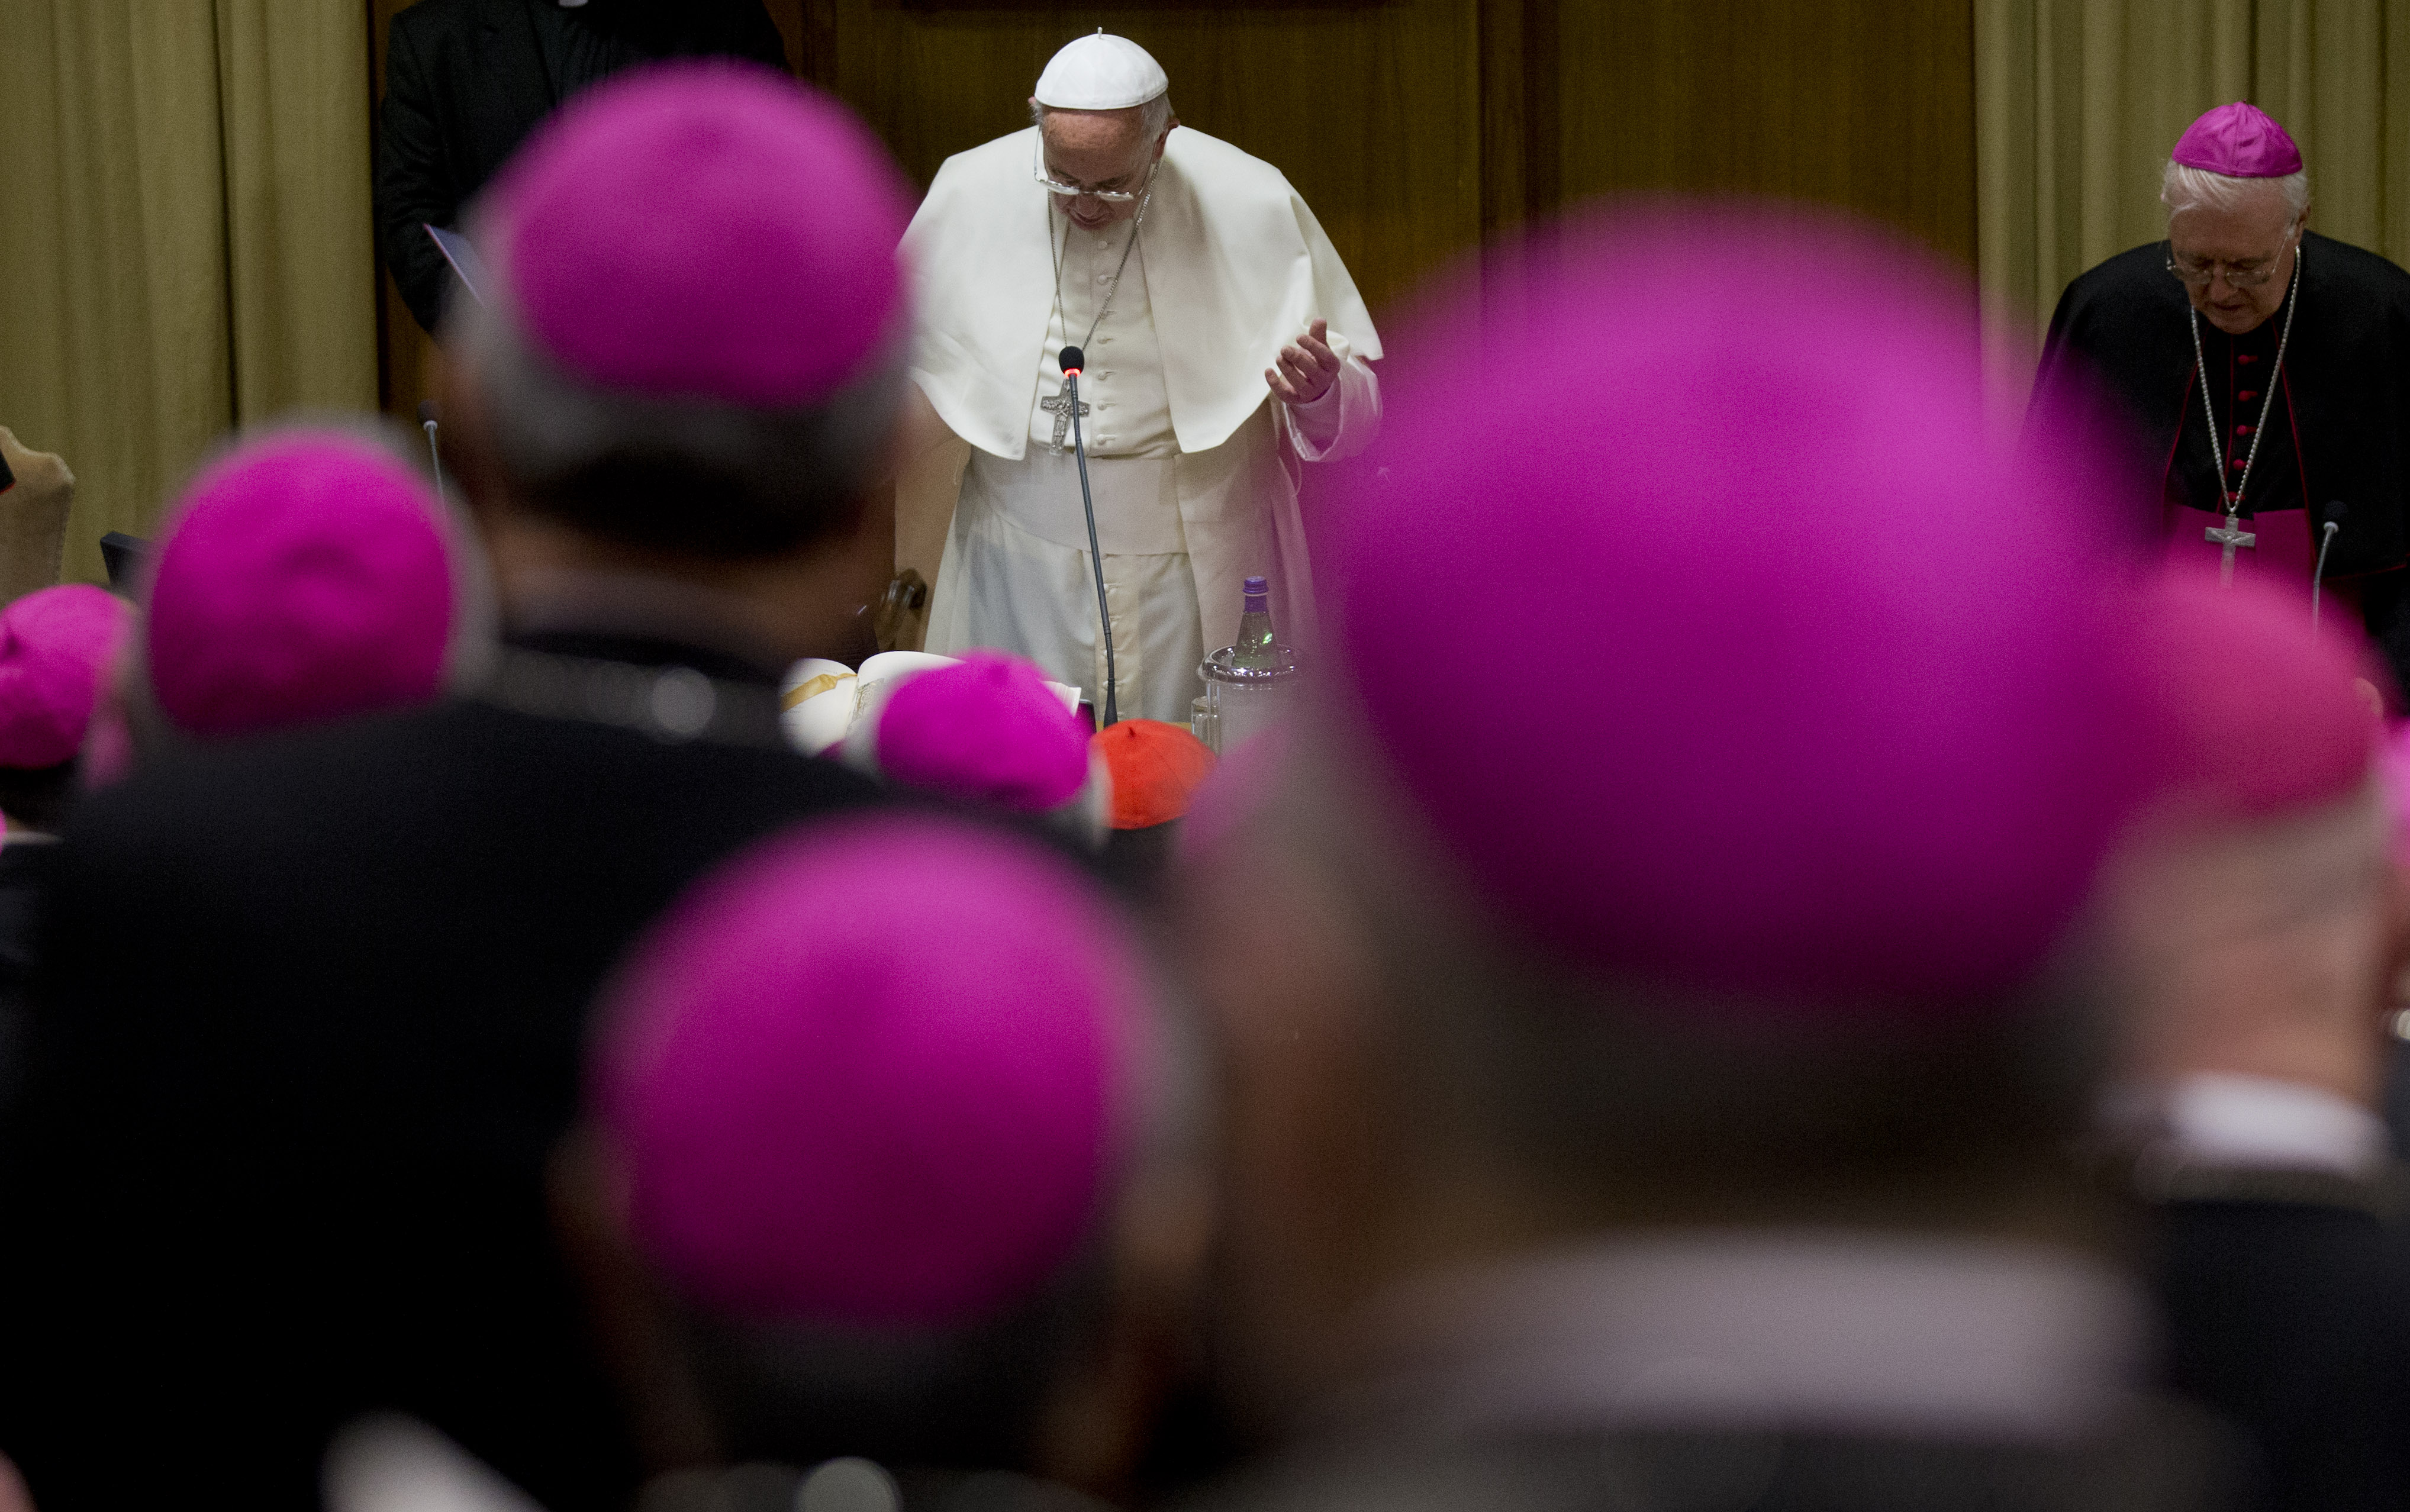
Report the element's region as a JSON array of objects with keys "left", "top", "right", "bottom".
[{"left": 2029, "top": 231, "right": 2410, "bottom": 691}]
